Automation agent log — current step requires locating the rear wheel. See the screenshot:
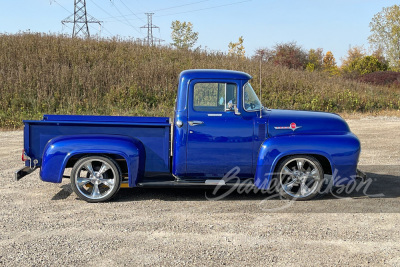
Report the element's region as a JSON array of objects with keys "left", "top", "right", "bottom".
[
  {"left": 276, "top": 155, "right": 324, "bottom": 201},
  {"left": 71, "top": 156, "right": 122, "bottom": 202}
]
